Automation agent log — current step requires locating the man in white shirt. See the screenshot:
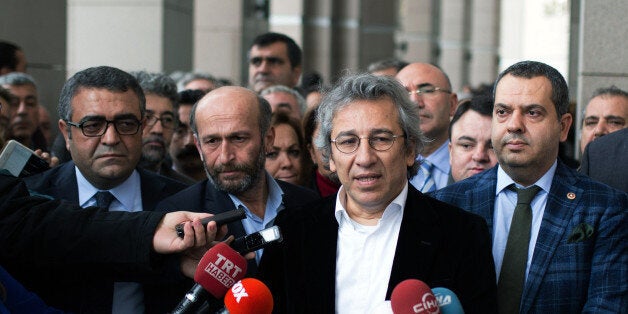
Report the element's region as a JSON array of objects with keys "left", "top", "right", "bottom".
[{"left": 258, "top": 73, "right": 497, "bottom": 313}]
